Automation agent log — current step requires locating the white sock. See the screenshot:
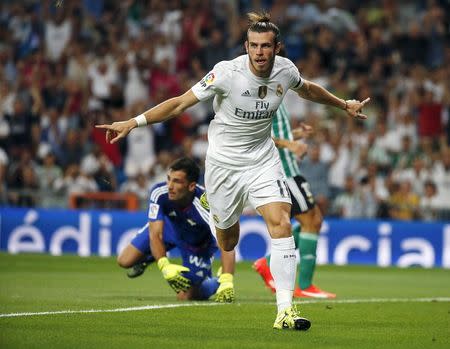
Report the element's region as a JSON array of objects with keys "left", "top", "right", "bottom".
[{"left": 270, "top": 236, "right": 296, "bottom": 313}]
